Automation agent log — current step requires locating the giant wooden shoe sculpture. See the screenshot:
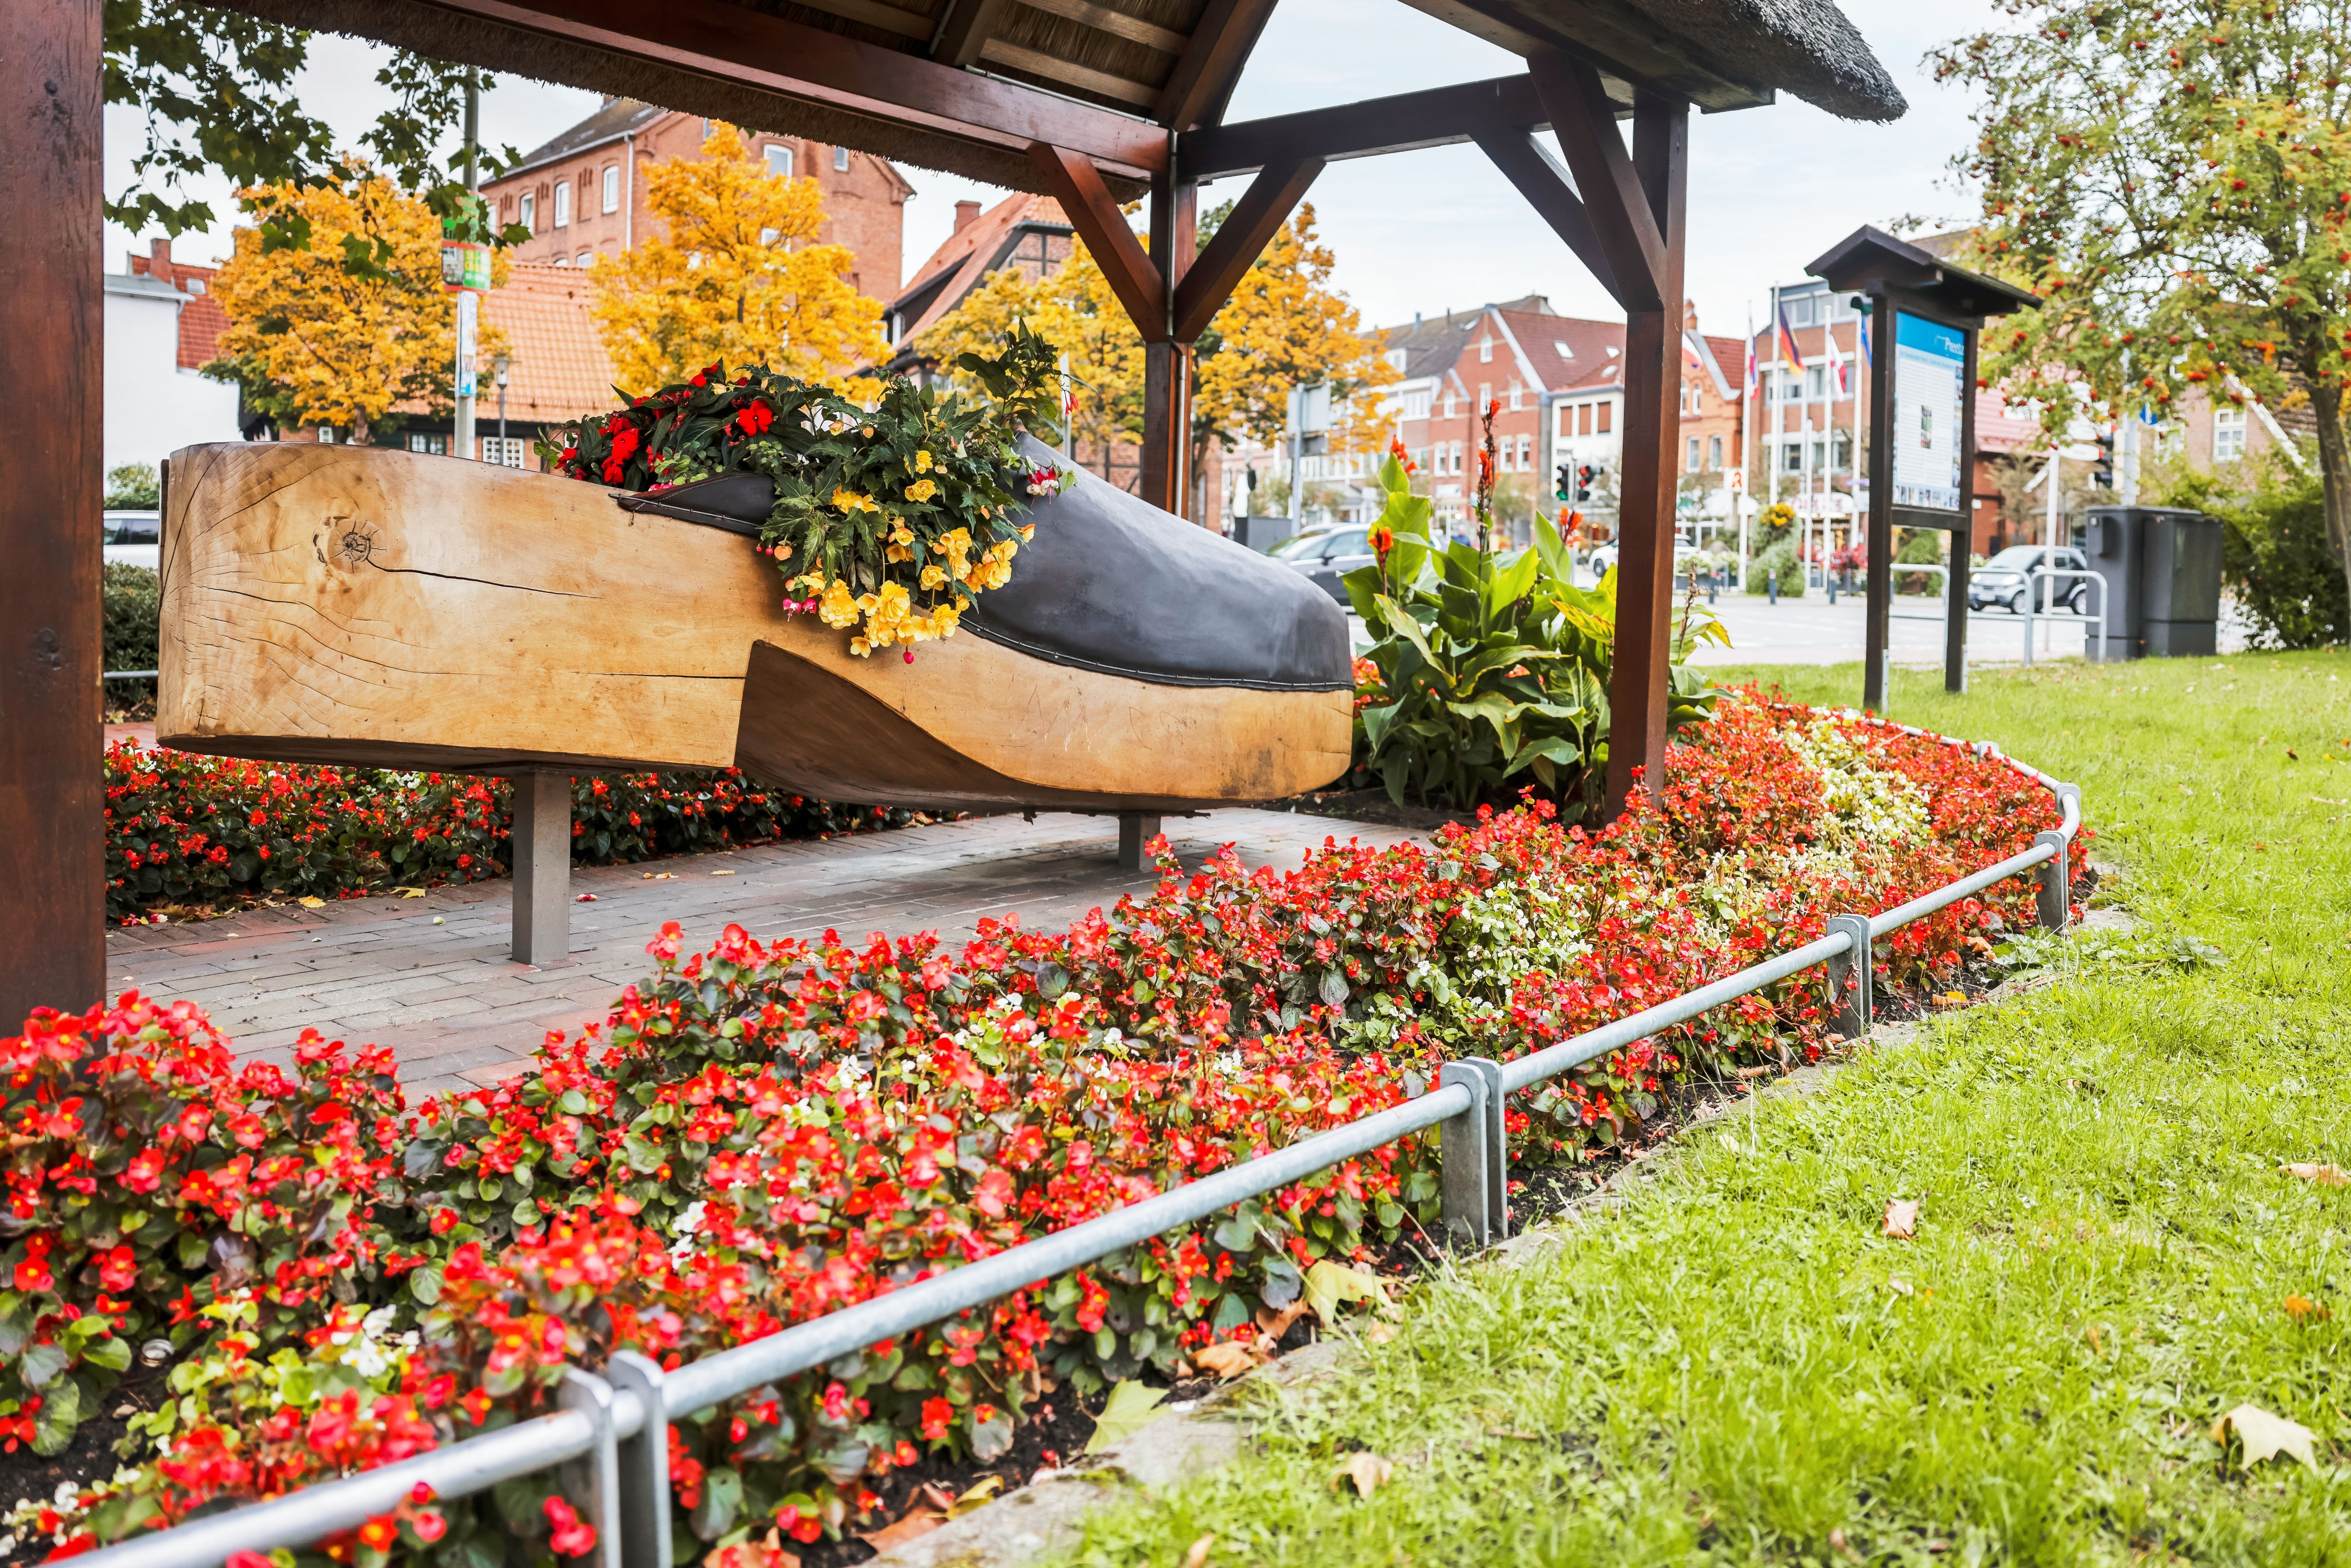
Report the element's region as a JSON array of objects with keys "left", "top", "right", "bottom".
[{"left": 156, "top": 439, "right": 1354, "bottom": 811}]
